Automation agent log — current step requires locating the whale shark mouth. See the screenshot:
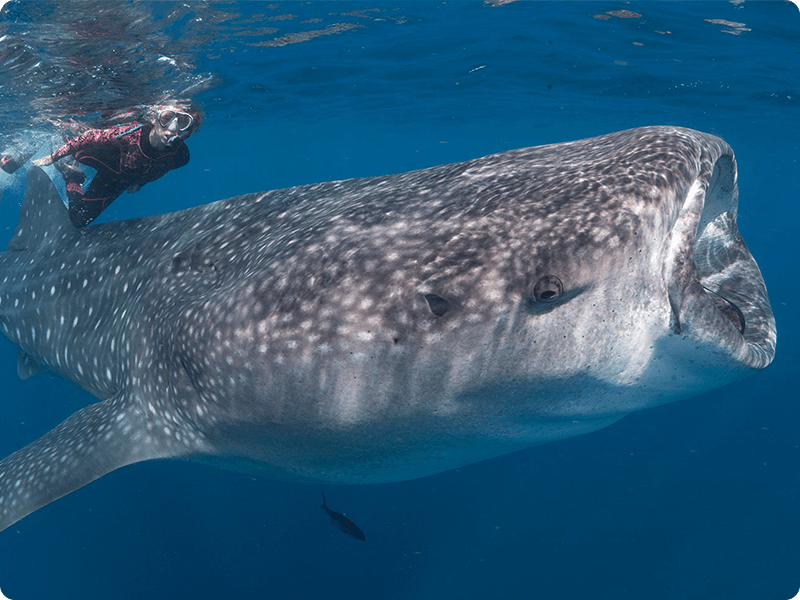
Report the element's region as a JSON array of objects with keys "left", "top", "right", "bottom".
[{"left": 664, "top": 153, "right": 776, "bottom": 370}]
